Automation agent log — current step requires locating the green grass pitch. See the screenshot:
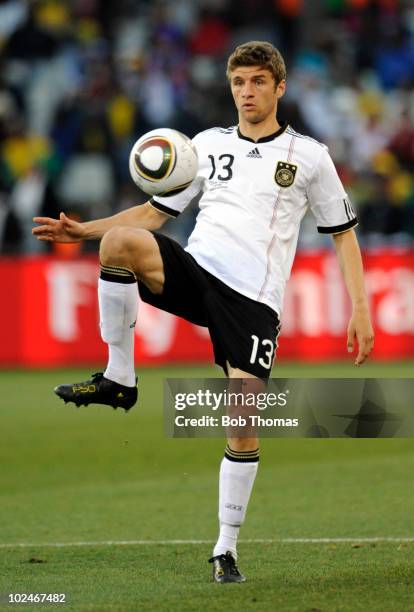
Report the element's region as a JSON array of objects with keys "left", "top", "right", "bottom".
[{"left": 1, "top": 362, "right": 414, "bottom": 611}]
